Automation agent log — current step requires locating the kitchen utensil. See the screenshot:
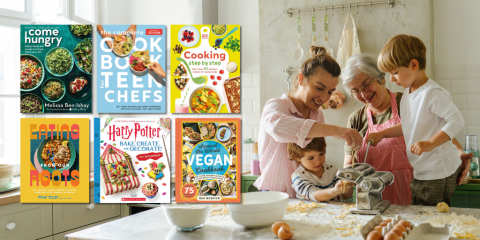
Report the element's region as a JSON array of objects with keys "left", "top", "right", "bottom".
[
  {"left": 227, "top": 191, "right": 289, "bottom": 227},
  {"left": 465, "top": 135, "right": 480, "bottom": 176},
  {"left": 0, "top": 177, "right": 20, "bottom": 193},
  {"left": 252, "top": 142, "right": 260, "bottom": 175},
  {"left": 311, "top": 8, "right": 316, "bottom": 53},
  {"left": 214, "top": 26, "right": 238, "bottom": 47},
  {"left": 337, "top": 162, "right": 394, "bottom": 215},
  {"left": 323, "top": 10, "right": 334, "bottom": 58},
  {"left": 176, "top": 57, "right": 207, "bottom": 85},
  {"left": 363, "top": 139, "right": 374, "bottom": 163},
  {"left": 294, "top": 11, "right": 304, "bottom": 62}
]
